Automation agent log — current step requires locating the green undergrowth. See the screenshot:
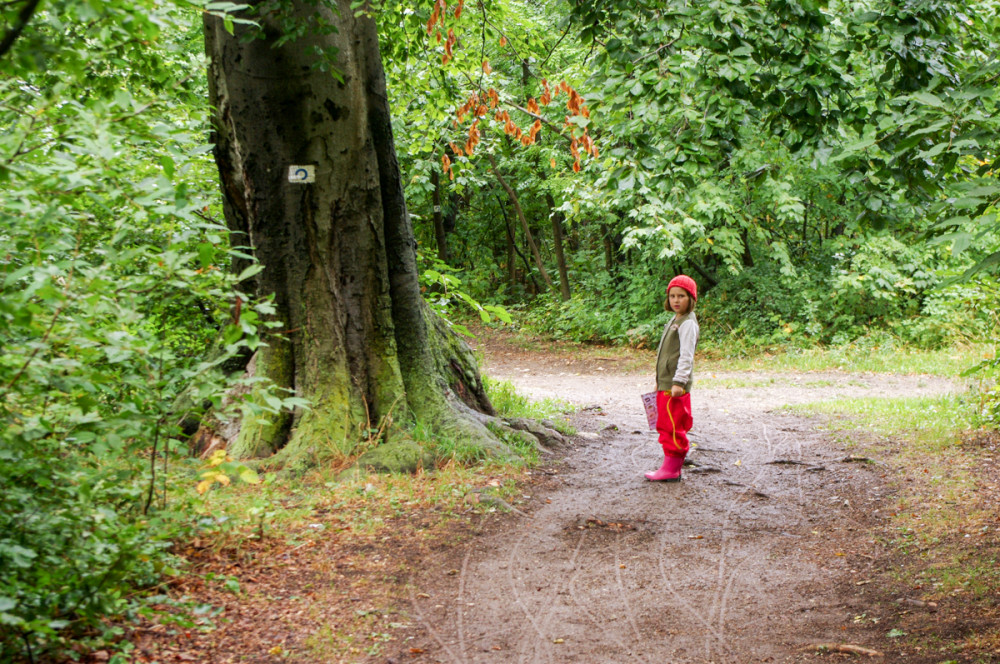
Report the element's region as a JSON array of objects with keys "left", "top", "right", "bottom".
[
  {"left": 482, "top": 374, "right": 576, "bottom": 433},
  {"left": 786, "top": 394, "right": 1000, "bottom": 660},
  {"left": 4, "top": 373, "right": 569, "bottom": 662}
]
